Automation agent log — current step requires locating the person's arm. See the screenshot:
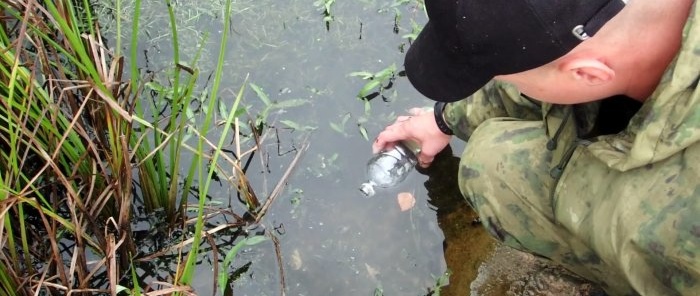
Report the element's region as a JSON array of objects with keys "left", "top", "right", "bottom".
[
  {"left": 444, "top": 81, "right": 542, "bottom": 142},
  {"left": 373, "top": 81, "right": 541, "bottom": 167}
]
